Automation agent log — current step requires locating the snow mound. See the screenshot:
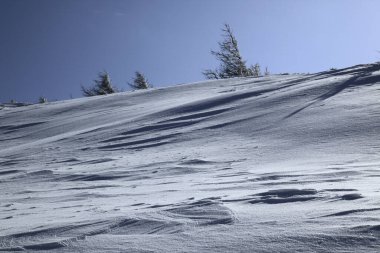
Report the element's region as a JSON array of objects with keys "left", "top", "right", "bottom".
[{"left": 1, "top": 63, "right": 380, "bottom": 252}]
